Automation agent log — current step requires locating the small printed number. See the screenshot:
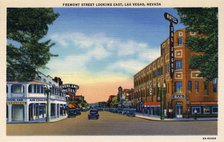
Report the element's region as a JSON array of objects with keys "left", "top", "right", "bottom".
[{"left": 203, "top": 137, "right": 216, "bottom": 140}]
